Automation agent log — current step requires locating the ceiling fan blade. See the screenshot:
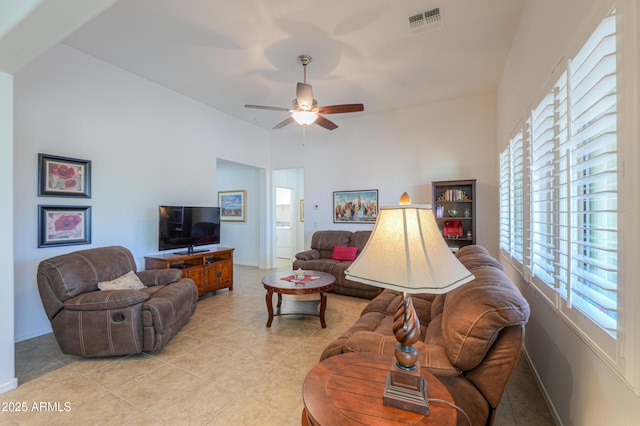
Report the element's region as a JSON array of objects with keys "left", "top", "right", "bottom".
[
  {"left": 273, "top": 116, "right": 295, "bottom": 129},
  {"left": 317, "top": 104, "right": 364, "bottom": 114},
  {"left": 315, "top": 115, "right": 338, "bottom": 130},
  {"left": 296, "top": 83, "right": 314, "bottom": 110},
  {"left": 245, "top": 104, "right": 290, "bottom": 112}
]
